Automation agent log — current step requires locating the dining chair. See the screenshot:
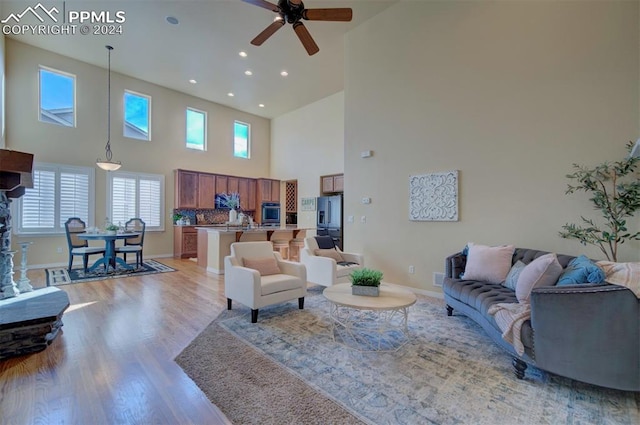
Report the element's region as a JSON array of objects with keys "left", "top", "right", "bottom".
[
  {"left": 115, "top": 218, "right": 146, "bottom": 268},
  {"left": 64, "top": 217, "right": 105, "bottom": 272}
]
